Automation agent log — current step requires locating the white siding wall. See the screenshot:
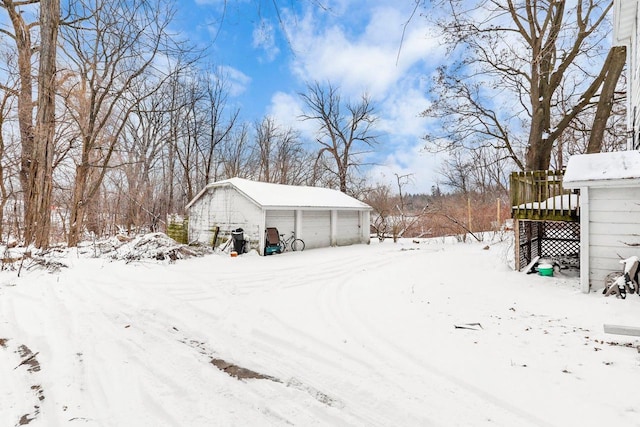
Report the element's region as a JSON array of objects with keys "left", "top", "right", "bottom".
[
  {"left": 336, "top": 210, "right": 362, "bottom": 246},
  {"left": 188, "top": 186, "right": 262, "bottom": 247},
  {"left": 633, "top": 3, "right": 640, "bottom": 149},
  {"left": 265, "top": 210, "right": 296, "bottom": 242},
  {"left": 361, "top": 211, "right": 371, "bottom": 243},
  {"left": 300, "top": 210, "right": 331, "bottom": 249},
  {"left": 626, "top": 1, "right": 640, "bottom": 148},
  {"left": 614, "top": 0, "right": 640, "bottom": 148},
  {"left": 588, "top": 186, "right": 640, "bottom": 289}
]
